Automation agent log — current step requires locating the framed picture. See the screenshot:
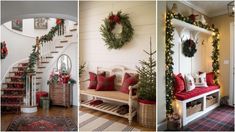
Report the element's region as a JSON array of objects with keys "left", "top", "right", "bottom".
[
  {"left": 12, "top": 19, "right": 23, "bottom": 31},
  {"left": 34, "top": 18, "right": 48, "bottom": 29}
]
